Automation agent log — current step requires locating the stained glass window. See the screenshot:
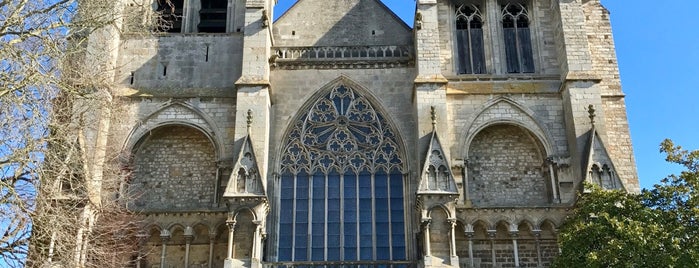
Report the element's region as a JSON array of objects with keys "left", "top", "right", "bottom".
[{"left": 278, "top": 84, "right": 406, "bottom": 262}]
